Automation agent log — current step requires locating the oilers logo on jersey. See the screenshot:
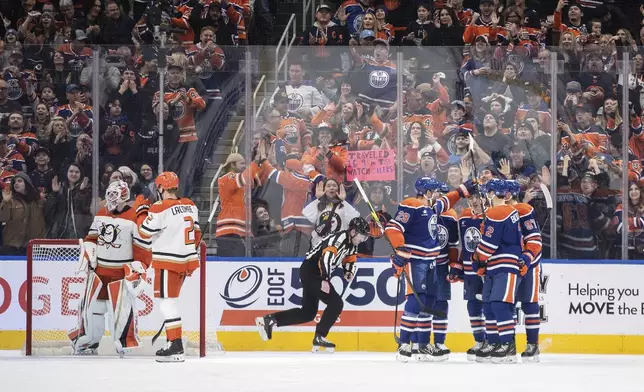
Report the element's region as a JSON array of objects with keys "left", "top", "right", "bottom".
[
  {"left": 288, "top": 93, "right": 304, "bottom": 111},
  {"left": 463, "top": 226, "right": 481, "bottom": 253},
  {"left": 353, "top": 14, "right": 364, "bottom": 33},
  {"left": 172, "top": 100, "right": 186, "bottom": 121},
  {"left": 437, "top": 224, "right": 449, "bottom": 249},
  {"left": 428, "top": 214, "right": 438, "bottom": 239},
  {"left": 283, "top": 125, "right": 299, "bottom": 145},
  {"left": 369, "top": 70, "right": 390, "bottom": 89},
  {"left": 197, "top": 59, "right": 214, "bottom": 79},
  {"left": 97, "top": 223, "right": 122, "bottom": 249}
]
